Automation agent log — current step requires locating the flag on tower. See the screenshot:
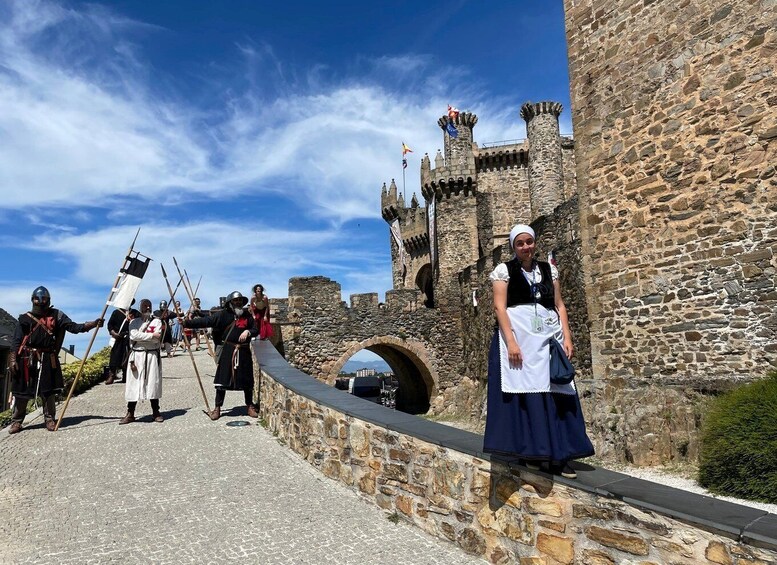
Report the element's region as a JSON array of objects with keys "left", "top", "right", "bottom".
[
  {"left": 402, "top": 158, "right": 408, "bottom": 169},
  {"left": 402, "top": 142, "right": 413, "bottom": 155},
  {"left": 446, "top": 105, "right": 460, "bottom": 137}
]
